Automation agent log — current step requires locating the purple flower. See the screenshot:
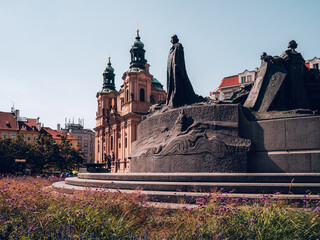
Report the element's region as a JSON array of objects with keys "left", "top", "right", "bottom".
[{"left": 251, "top": 218, "right": 256, "bottom": 223}]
